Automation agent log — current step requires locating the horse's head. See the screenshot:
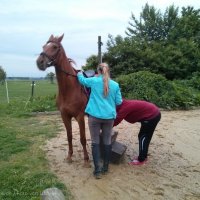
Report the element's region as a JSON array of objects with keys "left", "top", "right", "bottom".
[{"left": 36, "top": 34, "right": 64, "bottom": 71}]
